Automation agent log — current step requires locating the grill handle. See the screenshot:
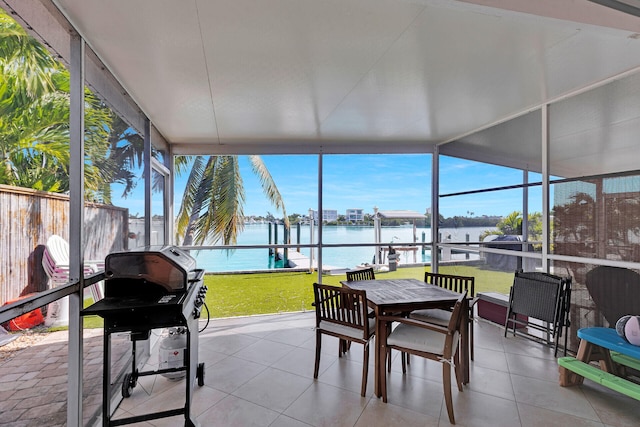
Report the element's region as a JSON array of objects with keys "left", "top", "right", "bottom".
[{"left": 189, "top": 269, "right": 205, "bottom": 283}]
